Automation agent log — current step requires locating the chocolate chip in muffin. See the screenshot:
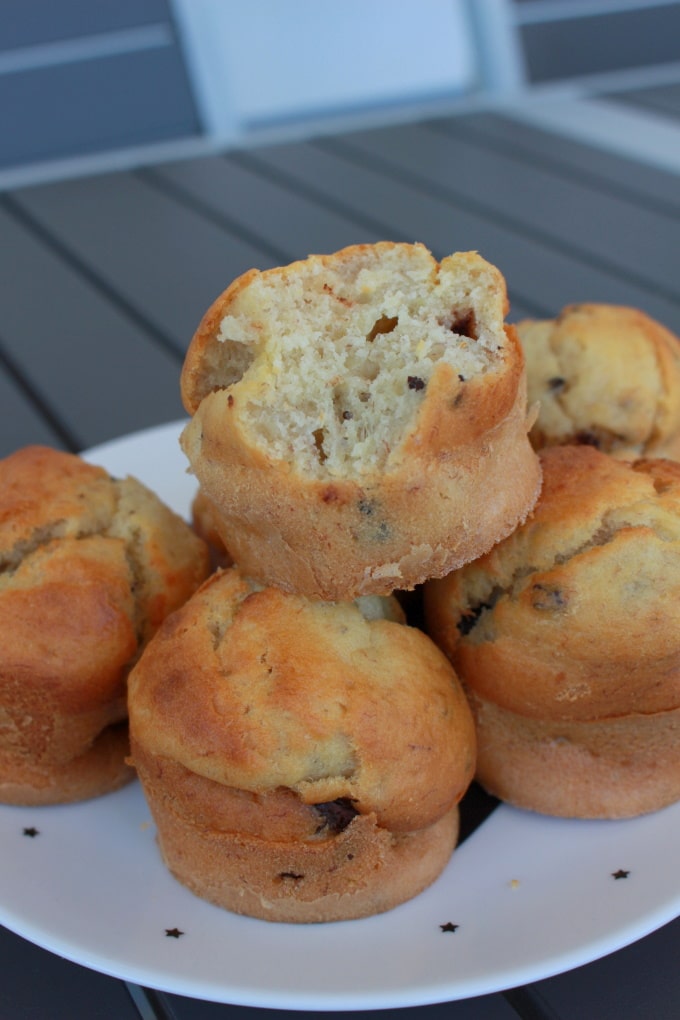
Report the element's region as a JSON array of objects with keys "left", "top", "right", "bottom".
[
  {"left": 547, "top": 376, "right": 567, "bottom": 393},
  {"left": 457, "top": 601, "right": 493, "bottom": 636},
  {"left": 314, "top": 798, "right": 359, "bottom": 834},
  {"left": 575, "top": 429, "right": 602, "bottom": 449}
]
